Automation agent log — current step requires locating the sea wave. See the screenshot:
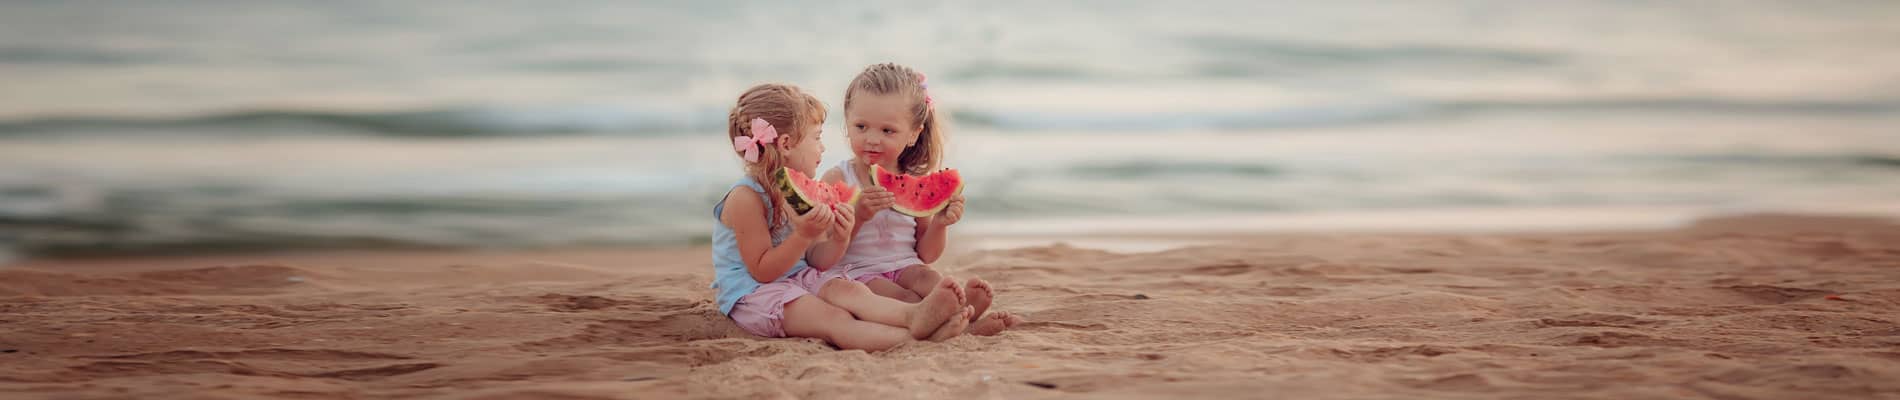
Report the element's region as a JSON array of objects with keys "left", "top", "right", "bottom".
[
  {"left": 1, "top": 97, "right": 1895, "bottom": 137},
  {"left": 0, "top": 106, "right": 721, "bottom": 137},
  {"left": 954, "top": 97, "right": 1900, "bottom": 132}
]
